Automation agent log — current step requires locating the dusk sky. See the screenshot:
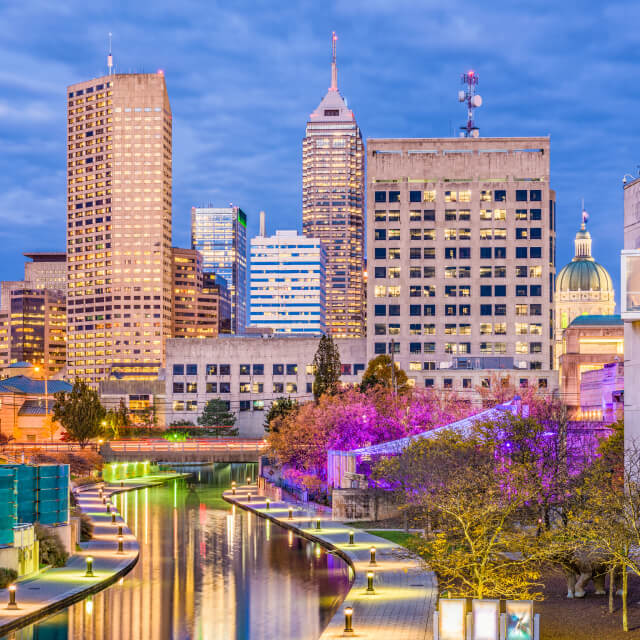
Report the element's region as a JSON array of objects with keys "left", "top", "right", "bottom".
[{"left": 0, "top": 0, "right": 636, "bottom": 300}]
